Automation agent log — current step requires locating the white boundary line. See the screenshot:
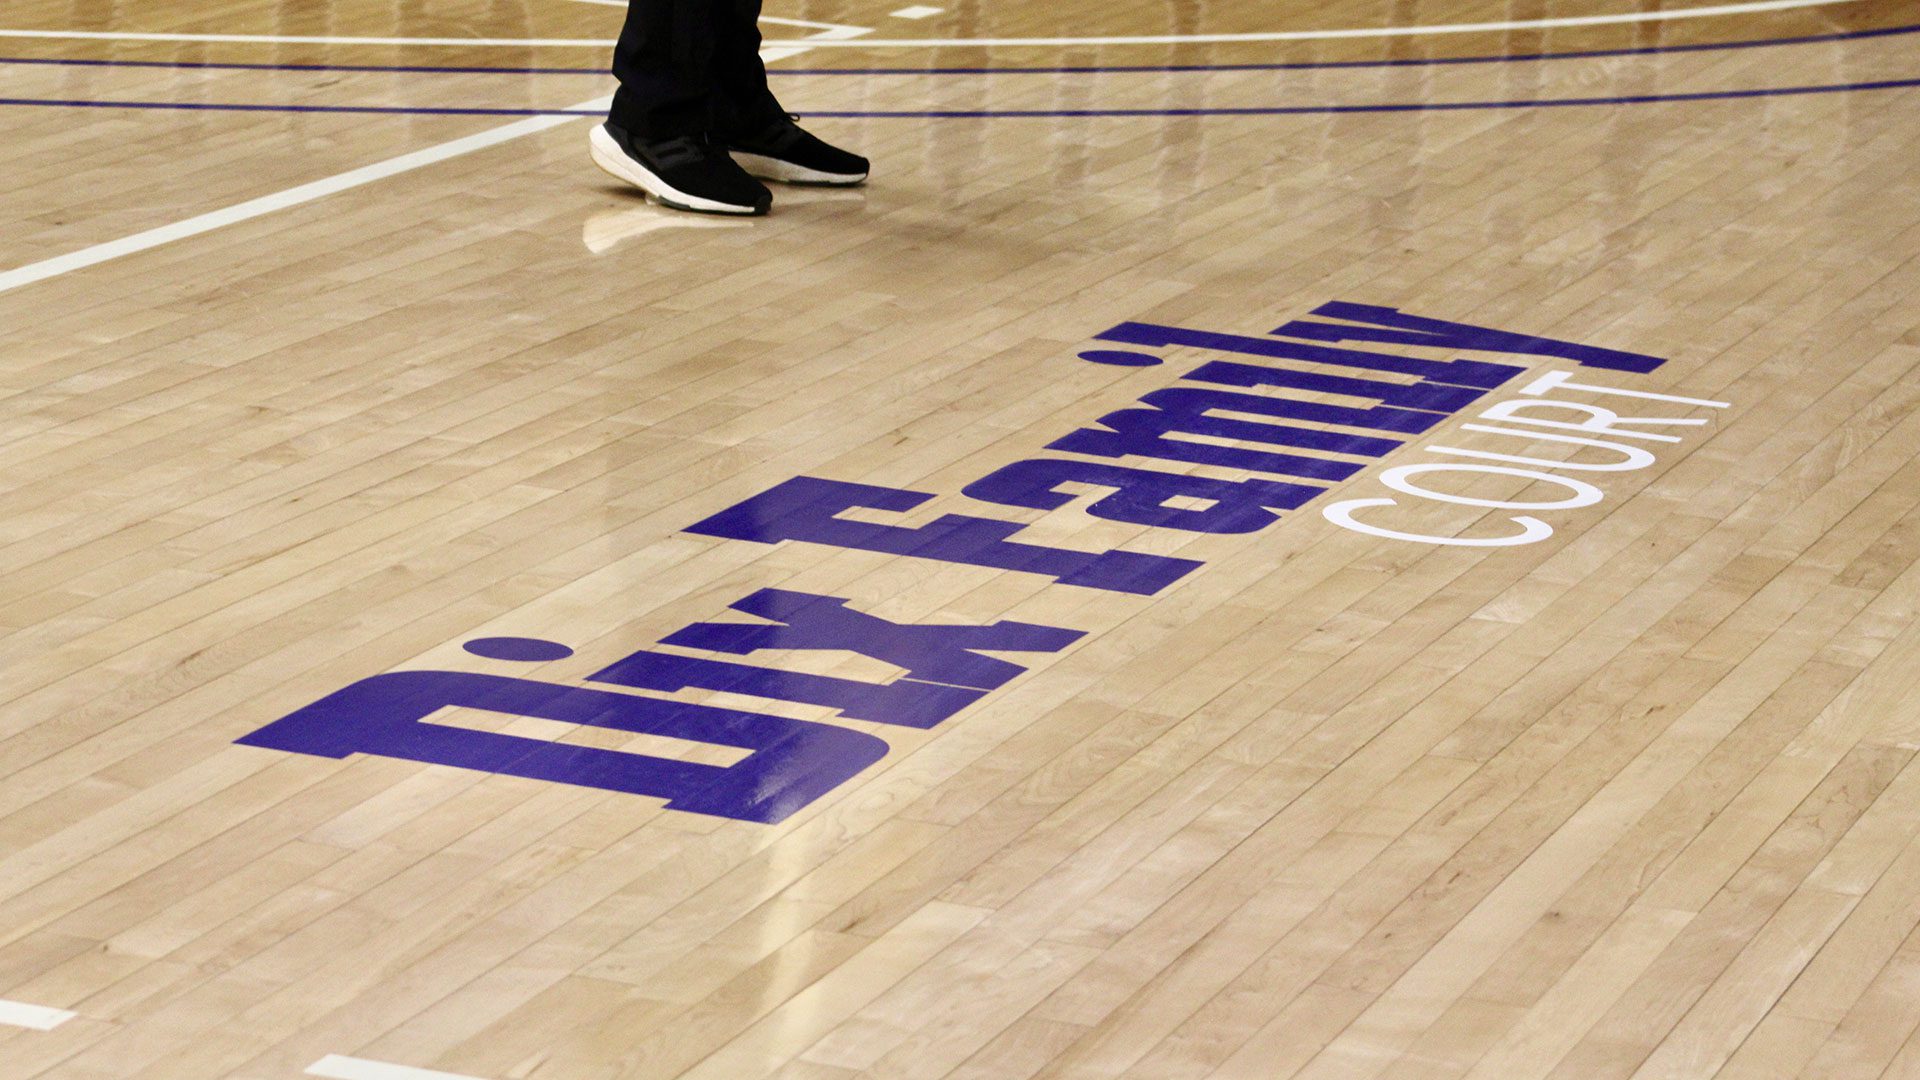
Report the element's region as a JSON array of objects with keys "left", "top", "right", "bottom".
[
  {"left": 761, "top": 15, "right": 867, "bottom": 32},
  {"left": 0, "top": 28, "right": 616, "bottom": 46},
  {"left": 560, "top": 0, "right": 867, "bottom": 35},
  {"left": 786, "top": 0, "right": 1879, "bottom": 45},
  {"left": 0, "top": 28, "right": 860, "bottom": 296},
  {"left": 0, "top": 0, "right": 1873, "bottom": 48},
  {"left": 0, "top": 102, "right": 603, "bottom": 296},
  {"left": 307, "top": 1055, "right": 488, "bottom": 1080},
  {"left": 0, "top": 999, "right": 77, "bottom": 1030}
]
